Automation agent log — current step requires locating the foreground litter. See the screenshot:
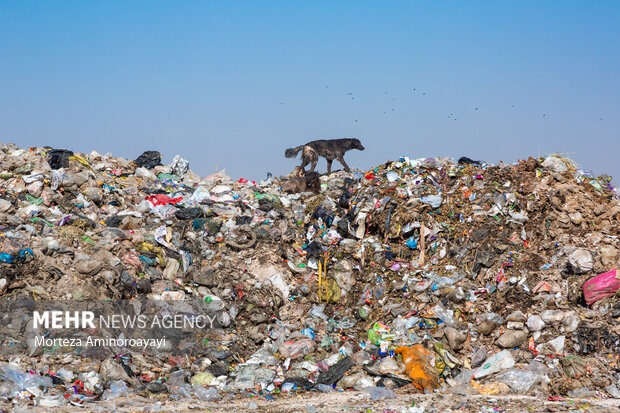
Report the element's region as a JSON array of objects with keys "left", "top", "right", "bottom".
[{"left": 0, "top": 144, "right": 619, "bottom": 410}]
